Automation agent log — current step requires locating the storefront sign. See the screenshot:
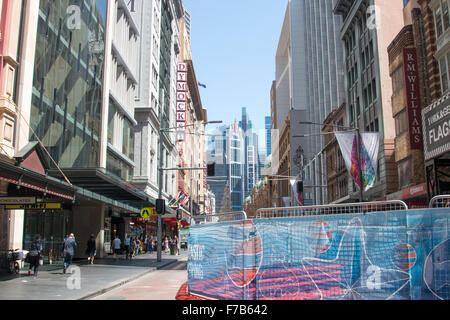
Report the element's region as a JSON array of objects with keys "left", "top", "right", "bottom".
[
  {"left": 401, "top": 183, "right": 427, "bottom": 199},
  {"left": 422, "top": 91, "right": 450, "bottom": 161},
  {"left": 0, "top": 197, "right": 36, "bottom": 205},
  {"left": 402, "top": 48, "right": 423, "bottom": 150},
  {"left": 4, "top": 203, "right": 61, "bottom": 210},
  {"left": 177, "top": 63, "right": 187, "bottom": 141}
]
